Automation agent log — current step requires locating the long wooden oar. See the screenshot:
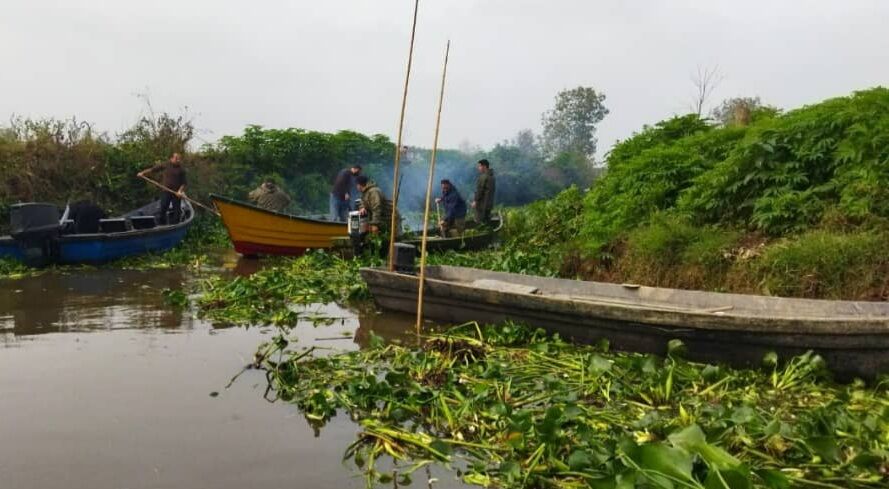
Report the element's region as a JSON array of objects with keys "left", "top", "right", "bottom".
[
  {"left": 387, "top": 0, "right": 420, "bottom": 272},
  {"left": 138, "top": 175, "right": 220, "bottom": 217},
  {"left": 416, "top": 40, "right": 451, "bottom": 335}
]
